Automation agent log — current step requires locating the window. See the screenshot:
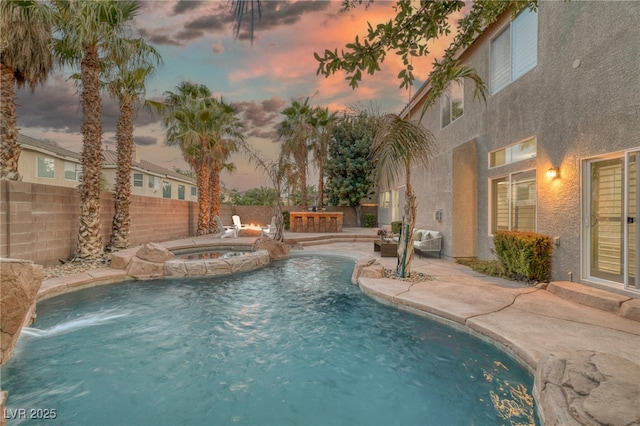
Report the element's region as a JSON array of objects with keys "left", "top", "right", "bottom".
[
  {"left": 162, "top": 181, "right": 171, "bottom": 198},
  {"left": 491, "top": 169, "right": 536, "bottom": 234},
  {"left": 178, "top": 185, "right": 185, "bottom": 200},
  {"left": 37, "top": 157, "right": 55, "bottom": 178},
  {"left": 149, "top": 175, "right": 160, "bottom": 190},
  {"left": 489, "top": 137, "right": 536, "bottom": 168},
  {"left": 133, "top": 173, "right": 143, "bottom": 187},
  {"left": 64, "top": 161, "right": 82, "bottom": 181},
  {"left": 441, "top": 81, "right": 463, "bottom": 128},
  {"left": 491, "top": 8, "right": 537, "bottom": 94},
  {"left": 191, "top": 186, "right": 197, "bottom": 197}
]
